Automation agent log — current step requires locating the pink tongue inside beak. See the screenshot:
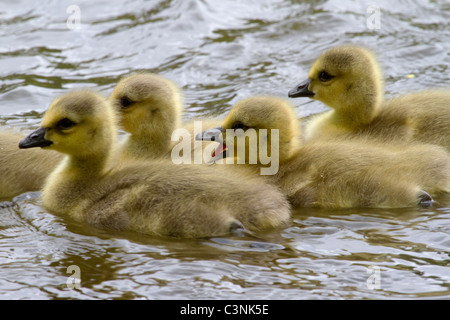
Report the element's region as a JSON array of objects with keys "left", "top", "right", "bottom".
[{"left": 212, "top": 143, "right": 227, "bottom": 157}]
